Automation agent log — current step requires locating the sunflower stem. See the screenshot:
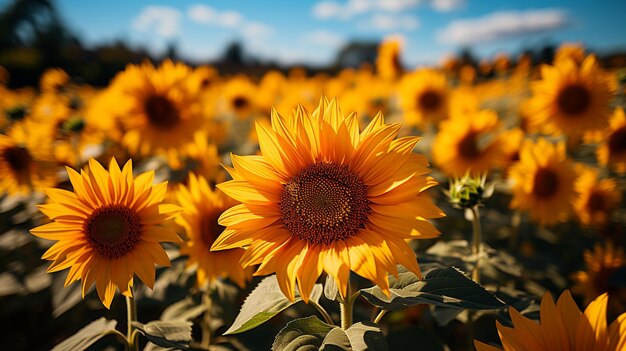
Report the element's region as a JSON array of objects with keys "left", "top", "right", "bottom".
[
  {"left": 201, "top": 287, "right": 213, "bottom": 348},
  {"left": 373, "top": 309, "right": 387, "bottom": 325},
  {"left": 310, "top": 300, "right": 335, "bottom": 326},
  {"left": 470, "top": 206, "right": 482, "bottom": 284},
  {"left": 340, "top": 282, "right": 354, "bottom": 330},
  {"left": 126, "top": 294, "right": 138, "bottom": 351}
]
